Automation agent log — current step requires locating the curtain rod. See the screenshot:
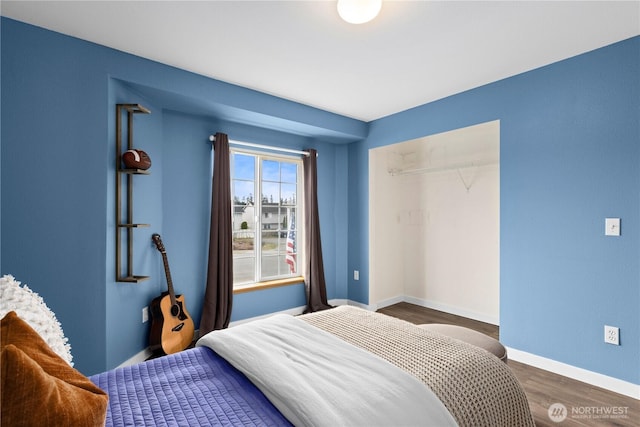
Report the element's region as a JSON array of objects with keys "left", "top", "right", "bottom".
[{"left": 209, "top": 135, "right": 311, "bottom": 157}]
